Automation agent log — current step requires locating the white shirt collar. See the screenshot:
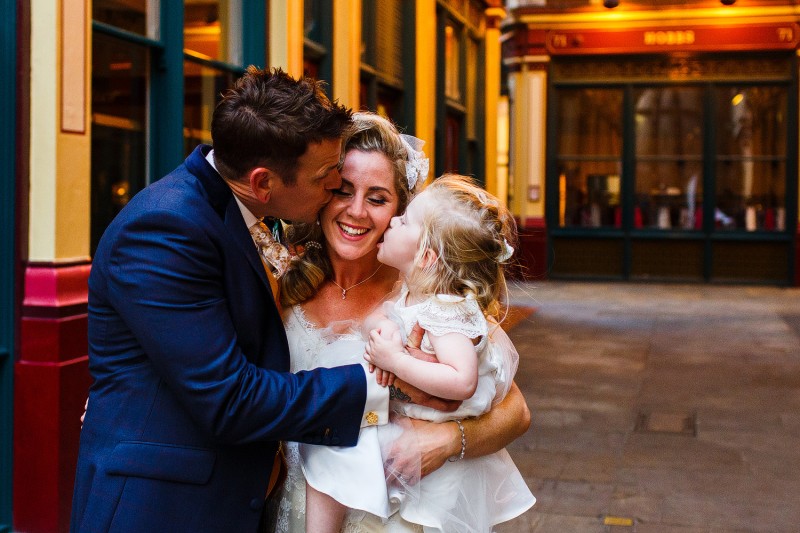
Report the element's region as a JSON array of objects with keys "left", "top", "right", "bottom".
[{"left": 207, "top": 149, "right": 260, "bottom": 230}]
